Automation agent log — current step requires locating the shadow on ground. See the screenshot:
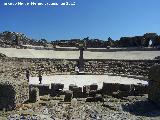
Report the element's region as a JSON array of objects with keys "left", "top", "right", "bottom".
[{"left": 122, "top": 100, "right": 160, "bottom": 117}]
